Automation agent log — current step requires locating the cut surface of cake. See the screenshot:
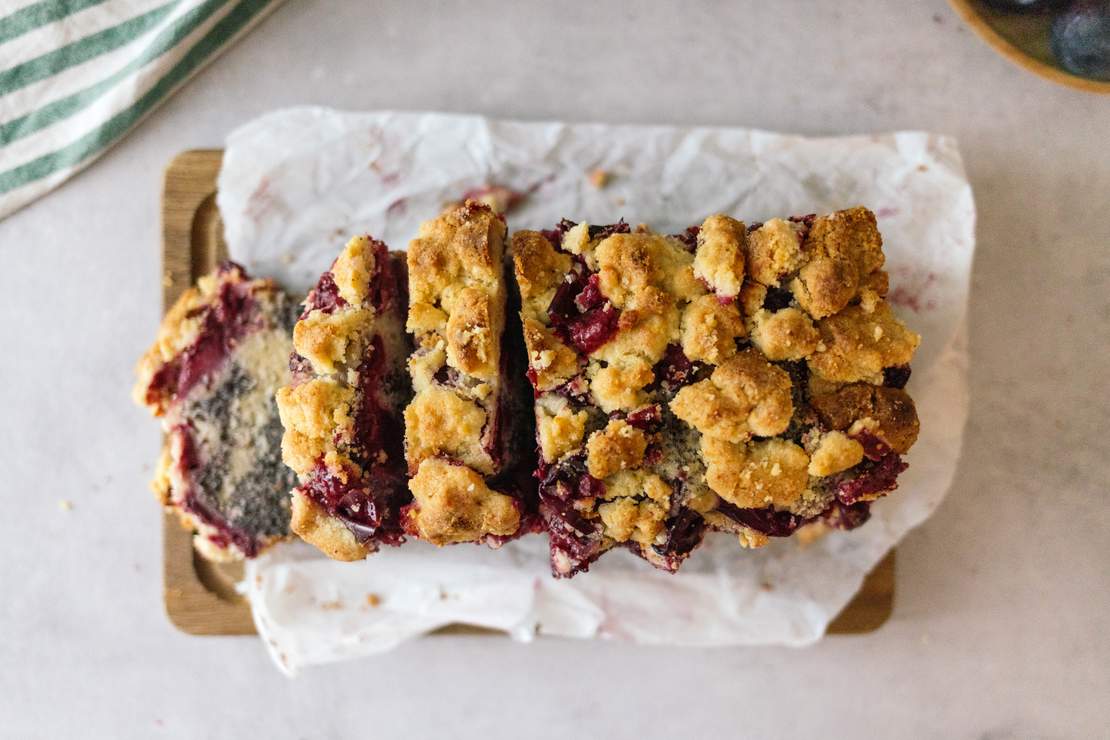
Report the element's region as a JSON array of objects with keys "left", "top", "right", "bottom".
[
  {"left": 275, "top": 236, "right": 412, "bottom": 561},
  {"left": 403, "top": 201, "right": 536, "bottom": 545},
  {"left": 511, "top": 208, "right": 921, "bottom": 577},
  {"left": 134, "top": 263, "right": 299, "bottom": 561}
]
